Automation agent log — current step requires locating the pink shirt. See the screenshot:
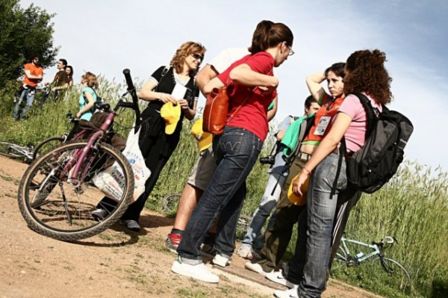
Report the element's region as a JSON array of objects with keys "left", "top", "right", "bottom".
[{"left": 339, "top": 93, "right": 383, "bottom": 153}]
